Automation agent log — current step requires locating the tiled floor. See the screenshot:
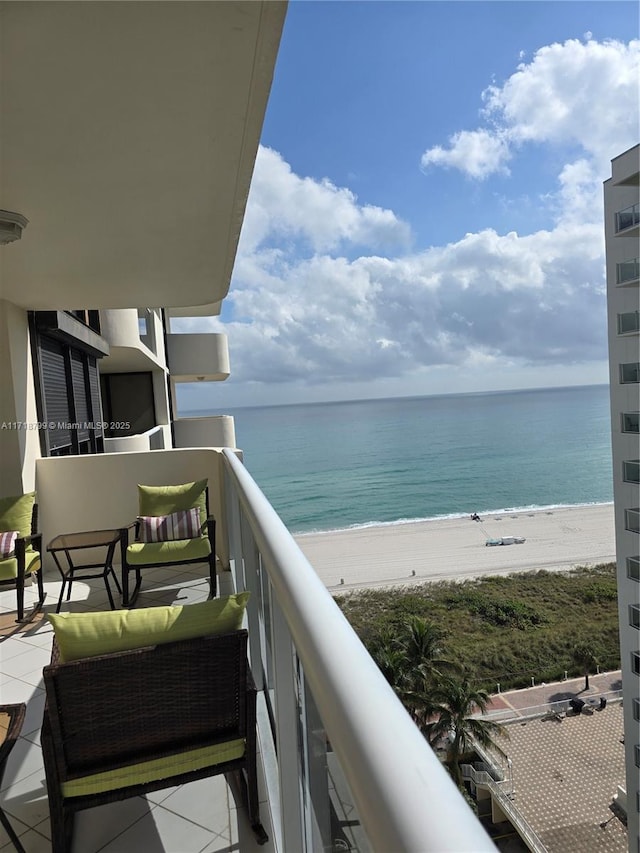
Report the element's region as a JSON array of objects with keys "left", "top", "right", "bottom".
[
  {"left": 0, "top": 568, "right": 274, "bottom": 853},
  {"left": 493, "top": 702, "right": 628, "bottom": 853}
]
